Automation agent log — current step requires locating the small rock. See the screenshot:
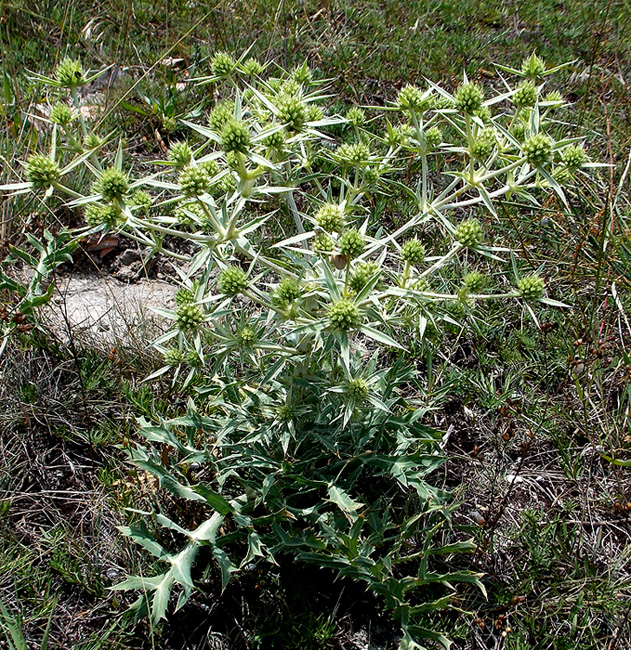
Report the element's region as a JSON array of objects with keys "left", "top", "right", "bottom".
[{"left": 118, "top": 249, "right": 141, "bottom": 266}]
